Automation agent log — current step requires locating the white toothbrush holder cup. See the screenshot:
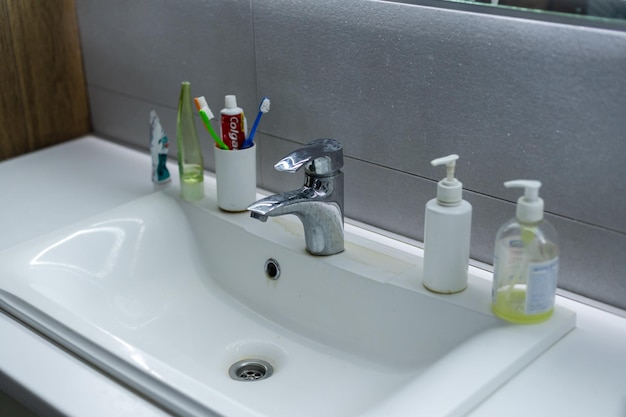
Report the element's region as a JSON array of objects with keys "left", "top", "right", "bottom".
[{"left": 214, "top": 144, "right": 257, "bottom": 212}]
